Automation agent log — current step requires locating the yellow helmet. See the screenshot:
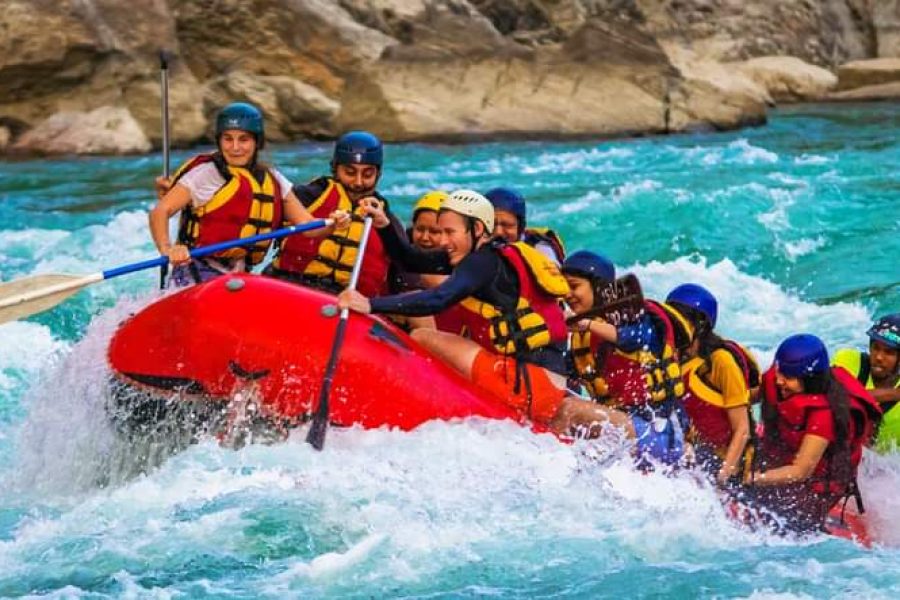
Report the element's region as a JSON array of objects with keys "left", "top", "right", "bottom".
[
  {"left": 412, "top": 191, "right": 447, "bottom": 217},
  {"left": 442, "top": 189, "right": 495, "bottom": 233}
]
